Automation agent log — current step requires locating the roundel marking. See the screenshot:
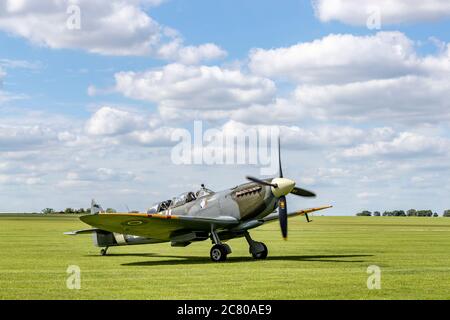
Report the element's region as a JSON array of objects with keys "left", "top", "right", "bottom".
[{"left": 127, "top": 220, "right": 144, "bottom": 226}]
